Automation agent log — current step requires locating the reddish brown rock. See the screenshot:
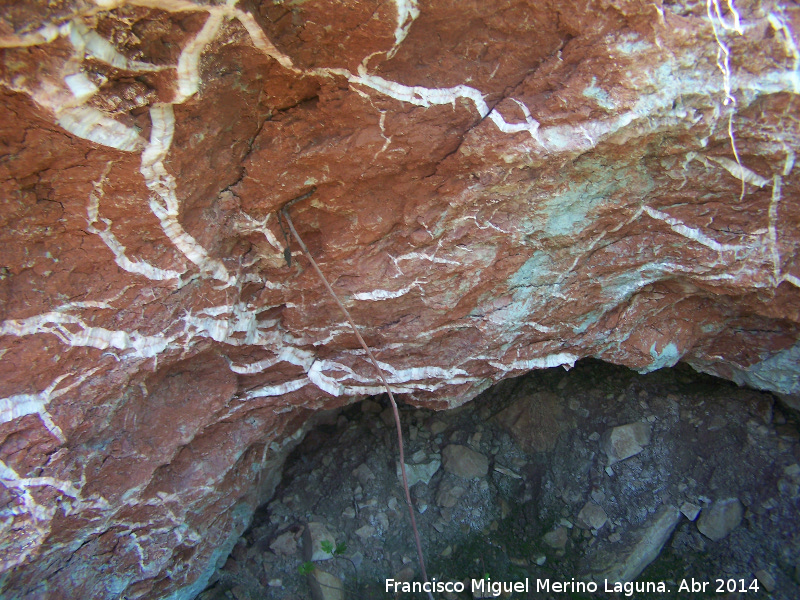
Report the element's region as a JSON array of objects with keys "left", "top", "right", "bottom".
[{"left": 1, "top": 0, "right": 799, "bottom": 598}]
